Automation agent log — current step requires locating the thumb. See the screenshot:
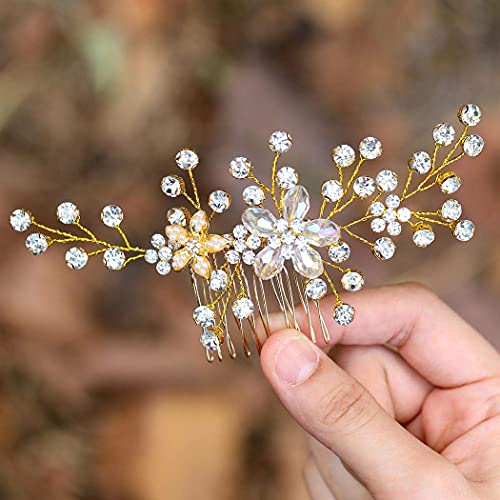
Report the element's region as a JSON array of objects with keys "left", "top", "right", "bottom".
[{"left": 260, "top": 330, "right": 460, "bottom": 498}]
